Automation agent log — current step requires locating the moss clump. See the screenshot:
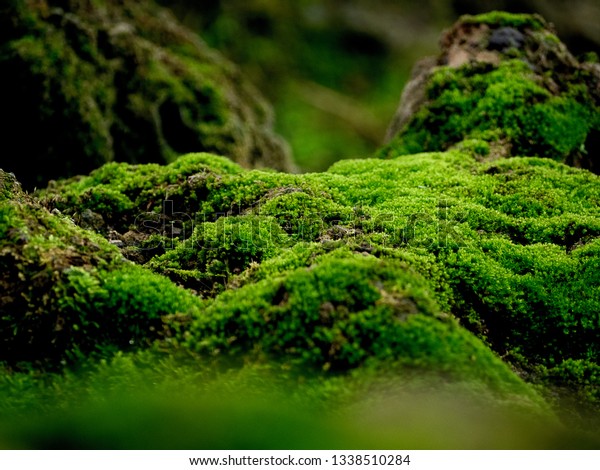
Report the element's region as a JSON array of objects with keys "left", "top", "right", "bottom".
[
  {"left": 41, "top": 153, "right": 245, "bottom": 249},
  {"left": 0, "top": 0, "right": 292, "bottom": 189},
  {"left": 255, "top": 189, "right": 354, "bottom": 242},
  {"left": 188, "top": 253, "right": 536, "bottom": 395},
  {"left": 384, "top": 60, "right": 597, "bottom": 163},
  {"left": 443, "top": 239, "right": 600, "bottom": 366},
  {"left": 0, "top": 169, "right": 202, "bottom": 367},
  {"left": 40, "top": 147, "right": 600, "bottom": 421},
  {"left": 544, "top": 359, "right": 600, "bottom": 416},
  {"left": 382, "top": 13, "right": 600, "bottom": 174},
  {"left": 148, "top": 215, "right": 290, "bottom": 295}
]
